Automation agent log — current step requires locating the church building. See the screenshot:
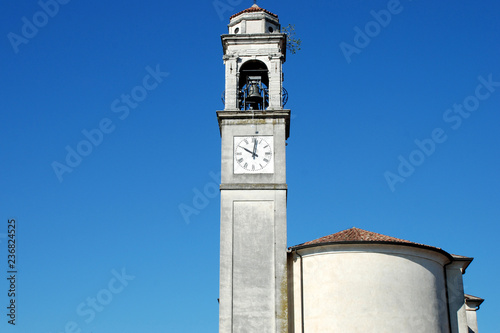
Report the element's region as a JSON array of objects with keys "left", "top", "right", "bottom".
[{"left": 216, "top": 4, "right": 484, "bottom": 332}]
